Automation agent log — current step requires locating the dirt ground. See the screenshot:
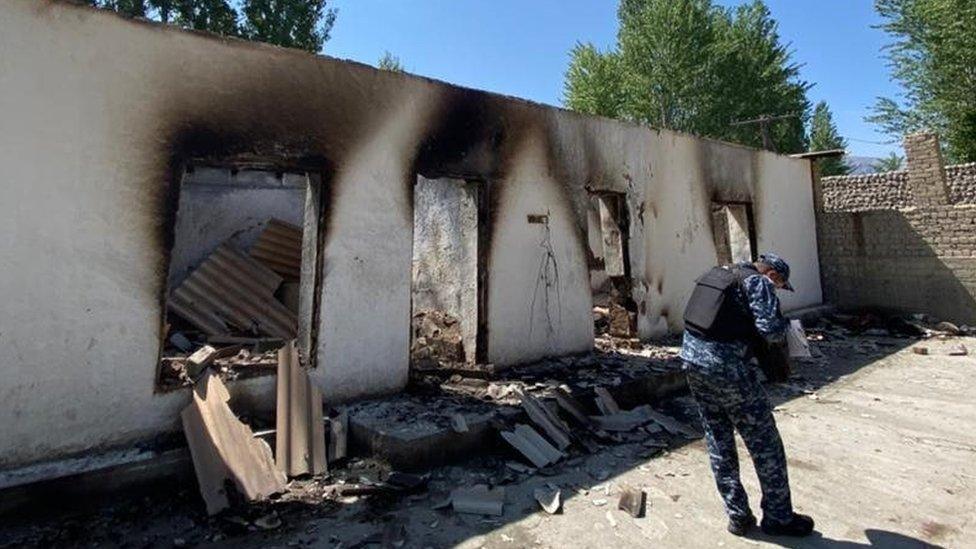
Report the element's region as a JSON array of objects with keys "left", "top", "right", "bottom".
[{"left": 2, "top": 329, "right": 974, "bottom": 548}]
